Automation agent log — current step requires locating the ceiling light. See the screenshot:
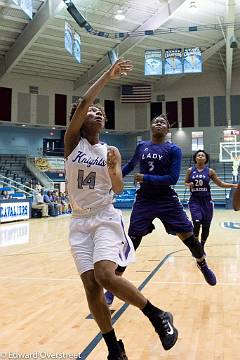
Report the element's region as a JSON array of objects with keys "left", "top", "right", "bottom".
[
  {"left": 114, "top": 10, "right": 125, "bottom": 21},
  {"left": 189, "top": 1, "right": 197, "bottom": 13},
  {"left": 21, "top": 124, "right": 26, "bottom": 127}
]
